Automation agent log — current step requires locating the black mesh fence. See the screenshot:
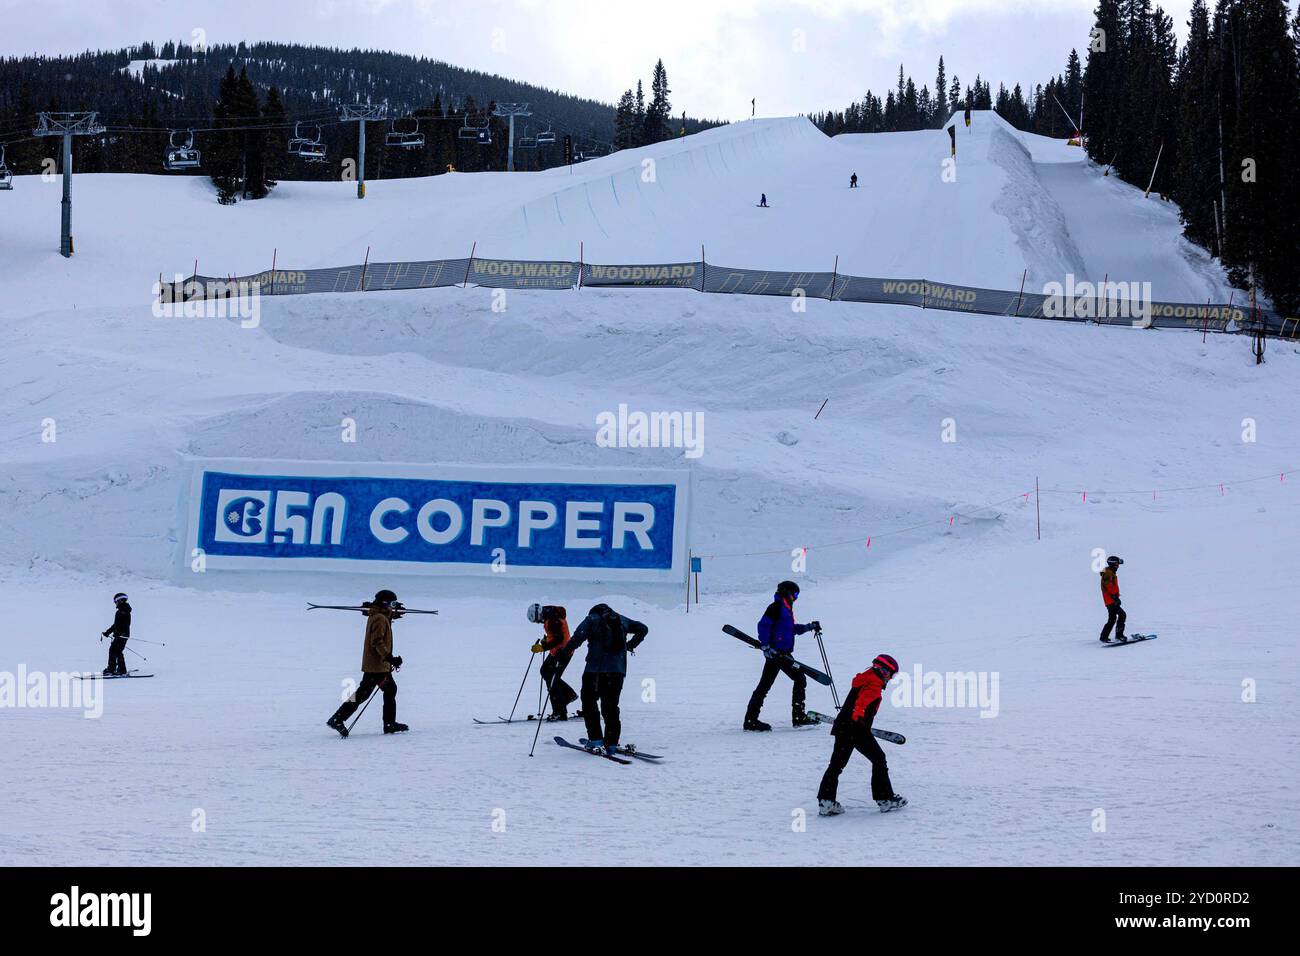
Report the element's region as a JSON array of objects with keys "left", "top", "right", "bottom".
[{"left": 161, "top": 257, "right": 1292, "bottom": 338}]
